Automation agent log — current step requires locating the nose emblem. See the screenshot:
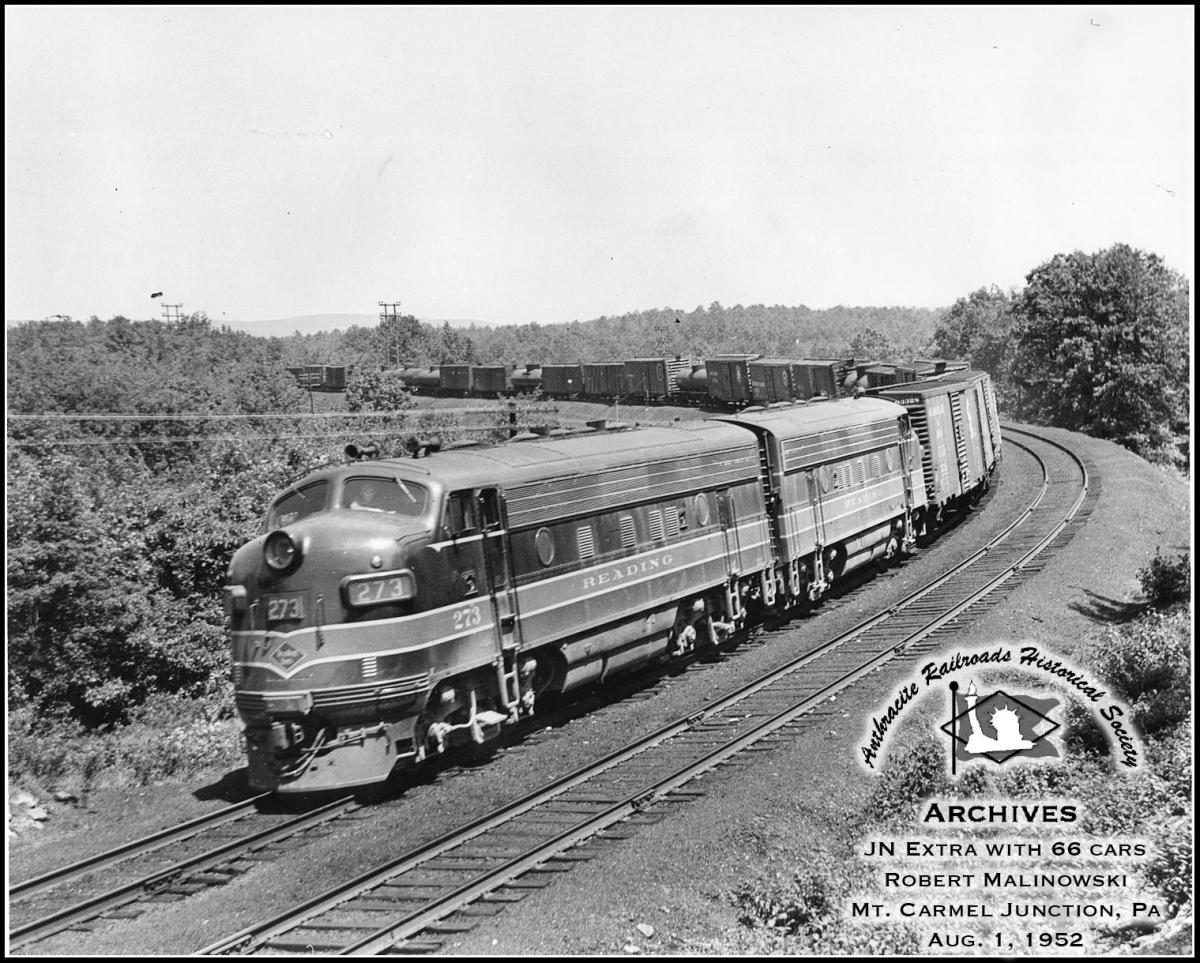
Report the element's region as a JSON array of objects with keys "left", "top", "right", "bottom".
[
  {"left": 371, "top": 555, "right": 383, "bottom": 569},
  {"left": 272, "top": 642, "right": 304, "bottom": 670}
]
